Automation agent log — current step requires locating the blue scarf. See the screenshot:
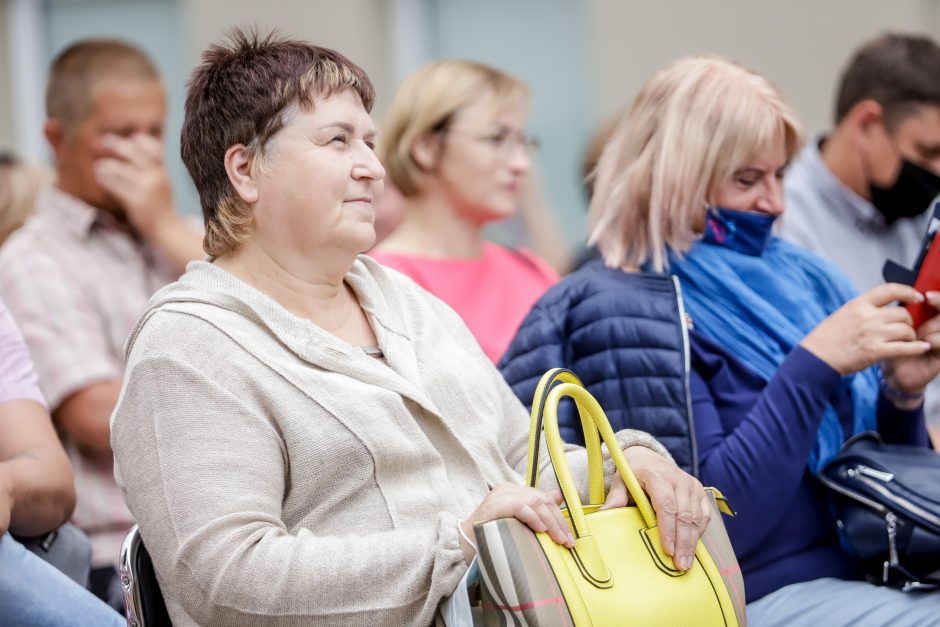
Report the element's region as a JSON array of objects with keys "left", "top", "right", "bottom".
[{"left": 669, "top": 230, "right": 879, "bottom": 474}]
